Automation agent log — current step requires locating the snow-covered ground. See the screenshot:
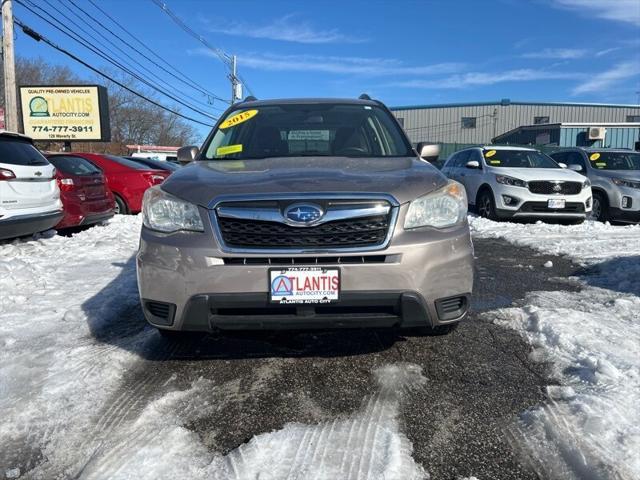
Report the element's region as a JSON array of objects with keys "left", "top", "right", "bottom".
[
  {"left": 471, "top": 217, "right": 640, "bottom": 479},
  {"left": 2, "top": 215, "right": 639, "bottom": 479}
]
